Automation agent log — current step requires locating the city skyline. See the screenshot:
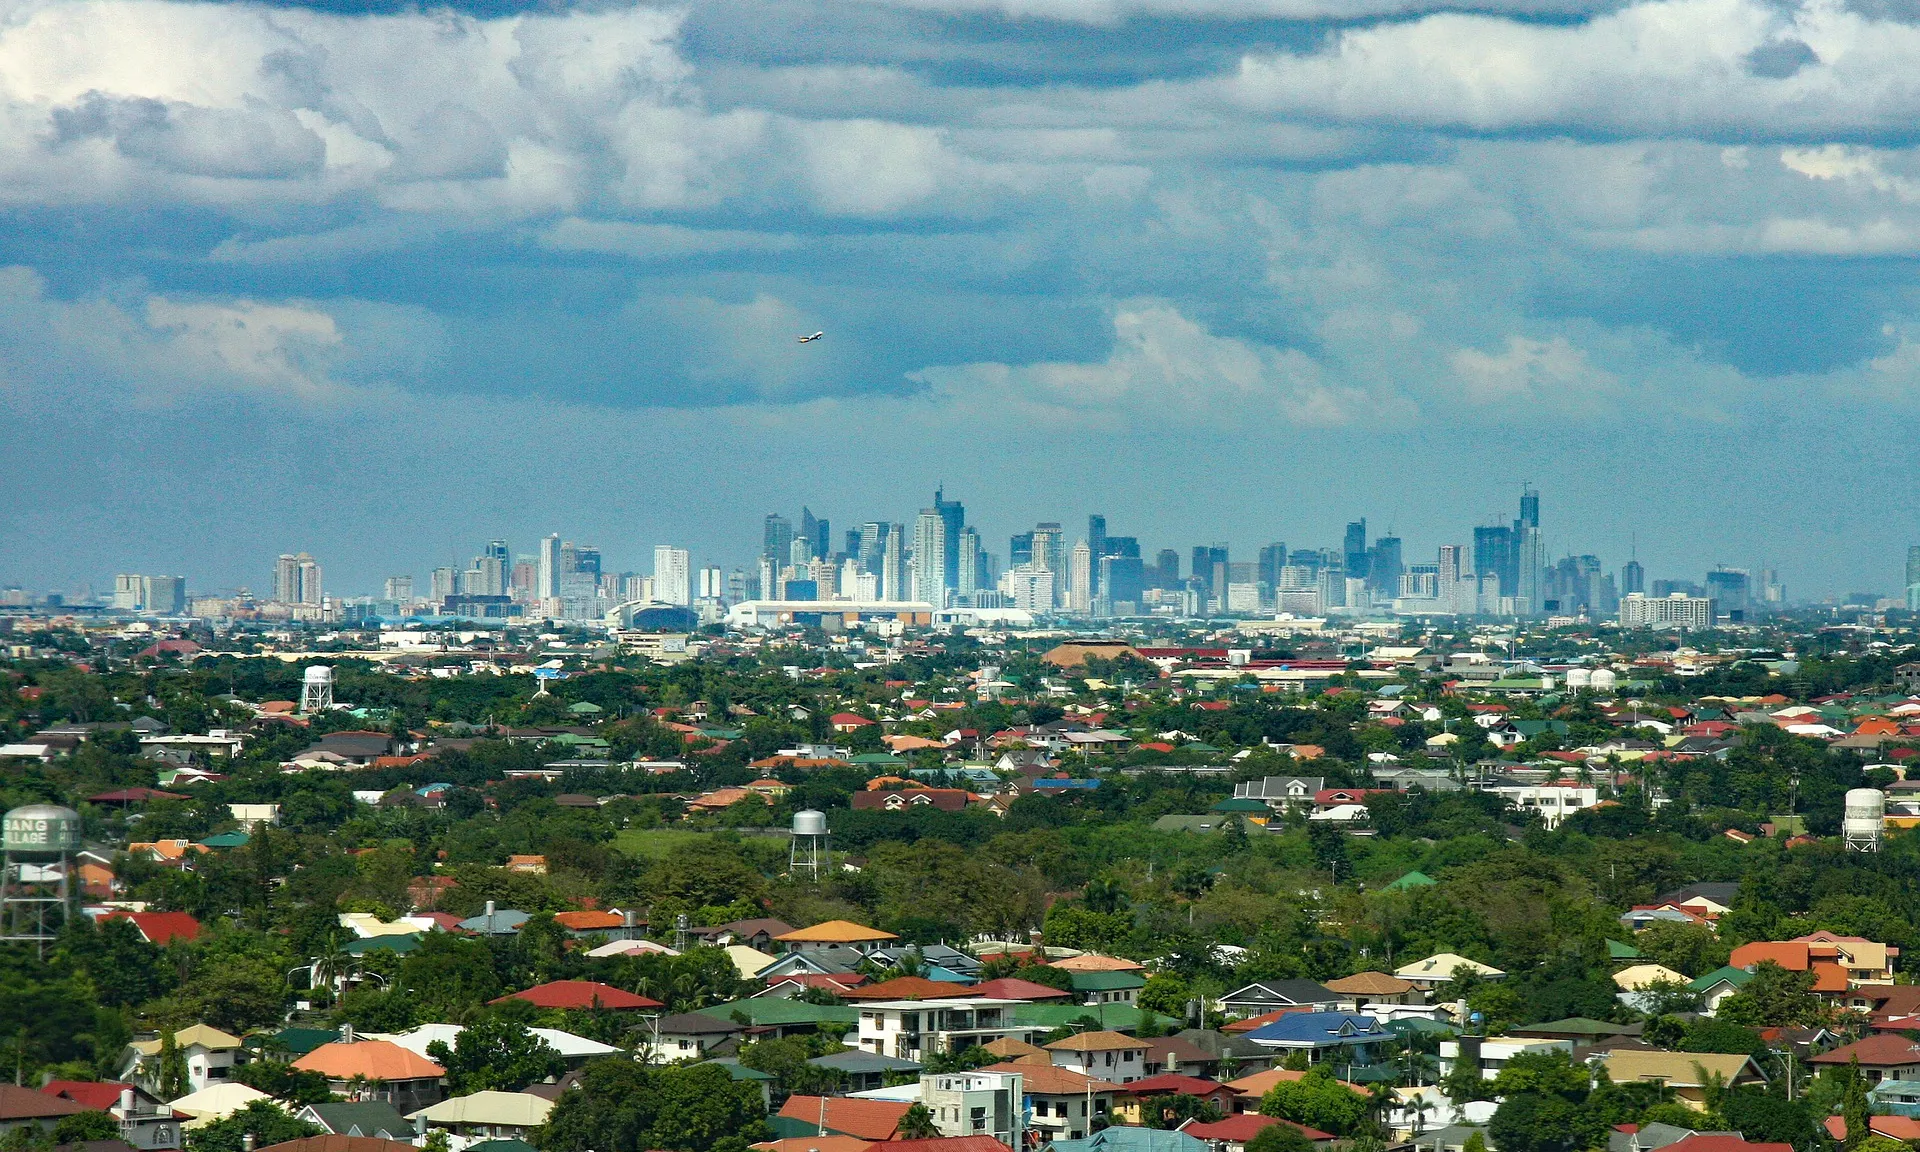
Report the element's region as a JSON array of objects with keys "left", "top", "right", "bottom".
[{"left": 15, "top": 484, "right": 1855, "bottom": 611}]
